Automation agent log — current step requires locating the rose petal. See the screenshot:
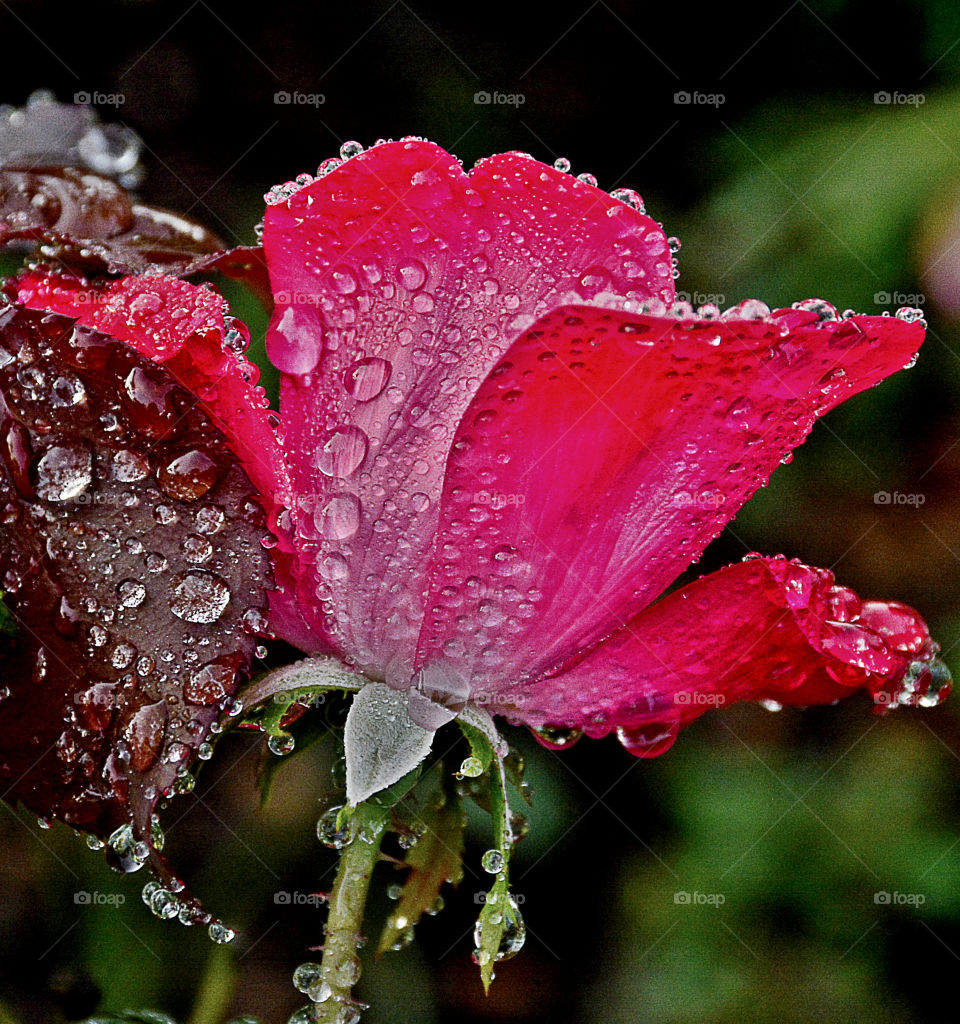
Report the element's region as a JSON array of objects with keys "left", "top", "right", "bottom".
[
  {"left": 412, "top": 304, "right": 924, "bottom": 689},
  {"left": 13, "top": 271, "right": 285, "bottom": 509},
  {"left": 0, "top": 302, "right": 272, "bottom": 843},
  {"left": 508, "top": 556, "right": 946, "bottom": 752},
  {"left": 264, "top": 140, "right": 673, "bottom": 673}
]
